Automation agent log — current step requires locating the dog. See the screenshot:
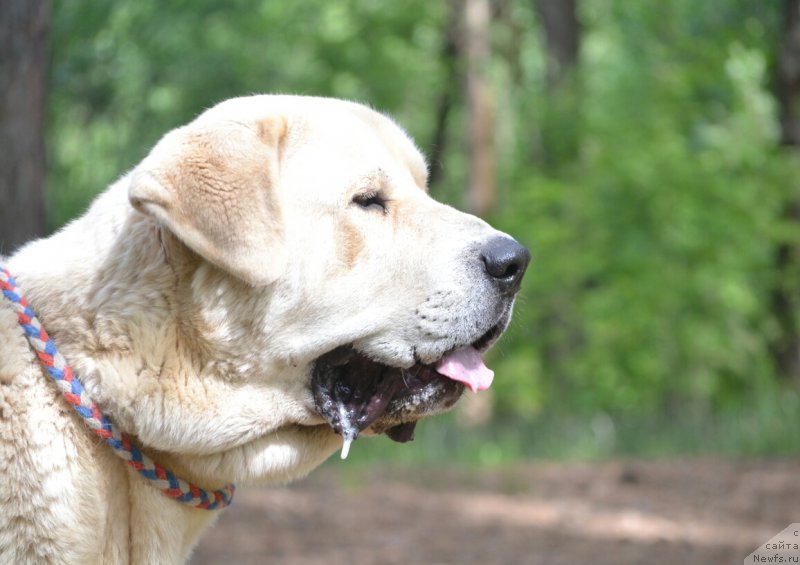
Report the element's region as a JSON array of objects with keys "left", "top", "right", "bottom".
[{"left": 0, "top": 95, "right": 529, "bottom": 563}]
